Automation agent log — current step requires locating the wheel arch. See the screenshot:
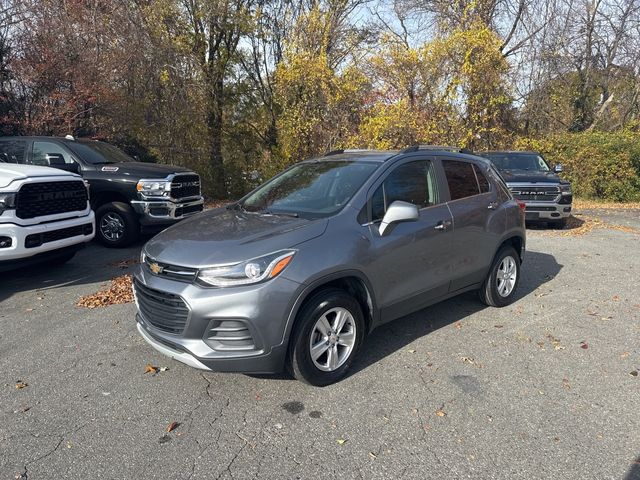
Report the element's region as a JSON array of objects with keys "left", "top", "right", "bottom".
[
  {"left": 91, "top": 191, "right": 130, "bottom": 210},
  {"left": 495, "top": 233, "right": 525, "bottom": 263},
  {"left": 283, "top": 270, "right": 378, "bottom": 348}
]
